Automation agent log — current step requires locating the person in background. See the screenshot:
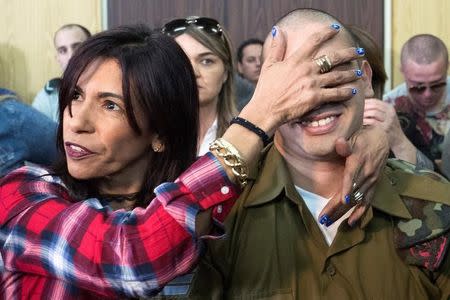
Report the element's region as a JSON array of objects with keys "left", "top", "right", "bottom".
[
  {"left": 0, "top": 23, "right": 381, "bottom": 298},
  {"left": 349, "top": 25, "right": 435, "bottom": 170},
  {"left": 32, "top": 24, "right": 91, "bottom": 122},
  {"left": 187, "top": 9, "right": 450, "bottom": 299},
  {"left": 163, "top": 16, "right": 237, "bottom": 156},
  {"left": 237, "top": 38, "right": 263, "bottom": 85},
  {"left": 383, "top": 34, "right": 450, "bottom": 170},
  {"left": 0, "top": 88, "right": 57, "bottom": 177},
  {"left": 235, "top": 38, "right": 263, "bottom": 110}
]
